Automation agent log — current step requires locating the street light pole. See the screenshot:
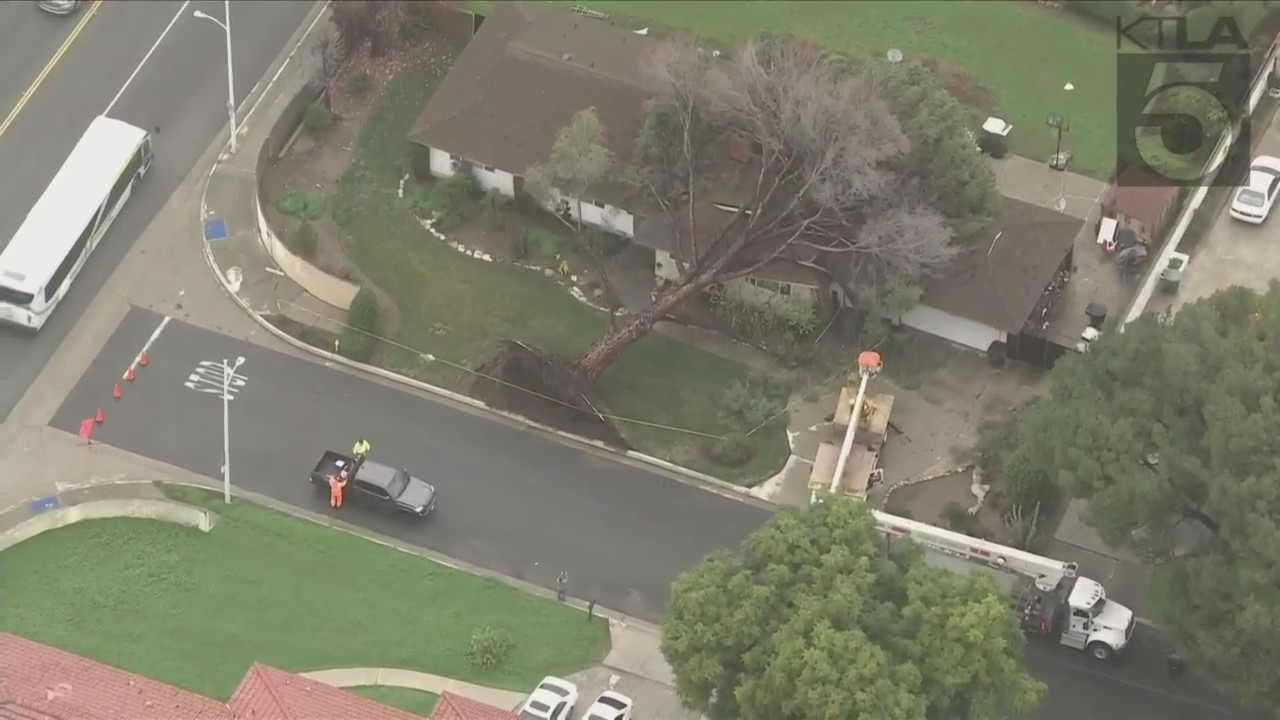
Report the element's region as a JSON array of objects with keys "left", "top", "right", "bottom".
[
  {"left": 193, "top": 2, "right": 237, "bottom": 153},
  {"left": 222, "top": 356, "right": 245, "bottom": 504}
]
